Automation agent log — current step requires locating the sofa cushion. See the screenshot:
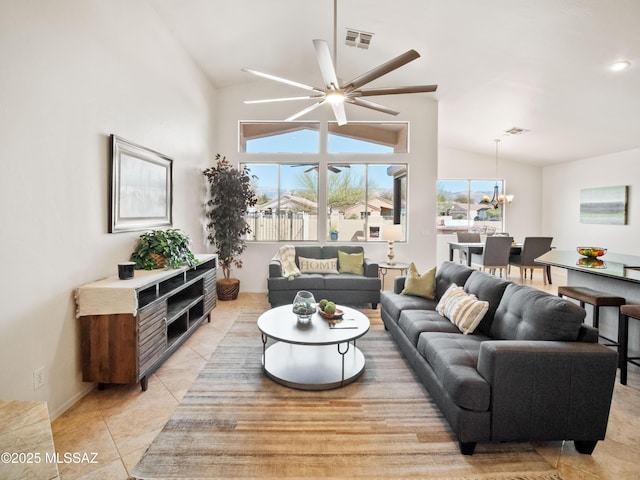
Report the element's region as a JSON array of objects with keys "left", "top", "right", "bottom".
[
  {"left": 268, "top": 274, "right": 325, "bottom": 292},
  {"left": 398, "top": 310, "right": 460, "bottom": 346},
  {"left": 463, "top": 270, "right": 510, "bottom": 335},
  {"left": 489, "top": 283, "right": 587, "bottom": 341},
  {"left": 299, "top": 257, "right": 338, "bottom": 274},
  {"left": 323, "top": 273, "right": 380, "bottom": 291},
  {"left": 381, "top": 291, "right": 437, "bottom": 324},
  {"left": 438, "top": 287, "right": 489, "bottom": 335},
  {"left": 435, "top": 261, "right": 475, "bottom": 299},
  {"left": 401, "top": 263, "right": 436, "bottom": 299},
  {"left": 338, "top": 250, "right": 364, "bottom": 275},
  {"left": 417, "top": 332, "right": 491, "bottom": 412}
]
